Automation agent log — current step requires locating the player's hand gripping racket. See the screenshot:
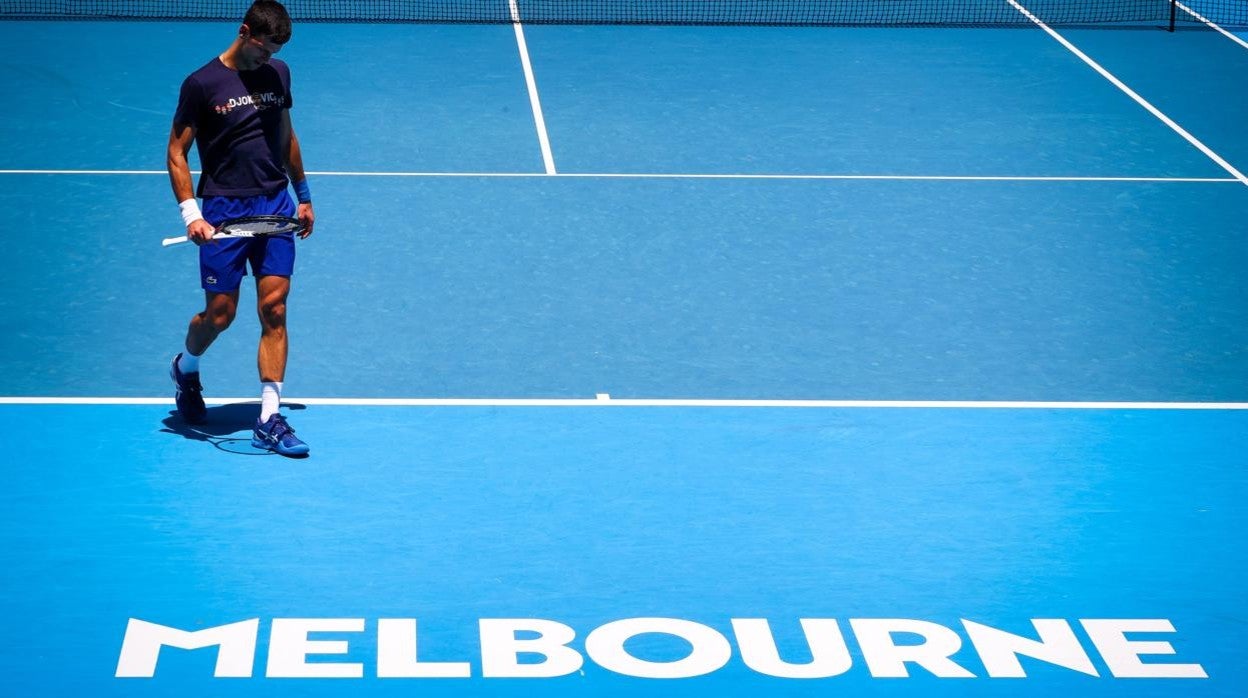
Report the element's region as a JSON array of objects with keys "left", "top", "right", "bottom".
[{"left": 162, "top": 215, "right": 305, "bottom": 247}]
